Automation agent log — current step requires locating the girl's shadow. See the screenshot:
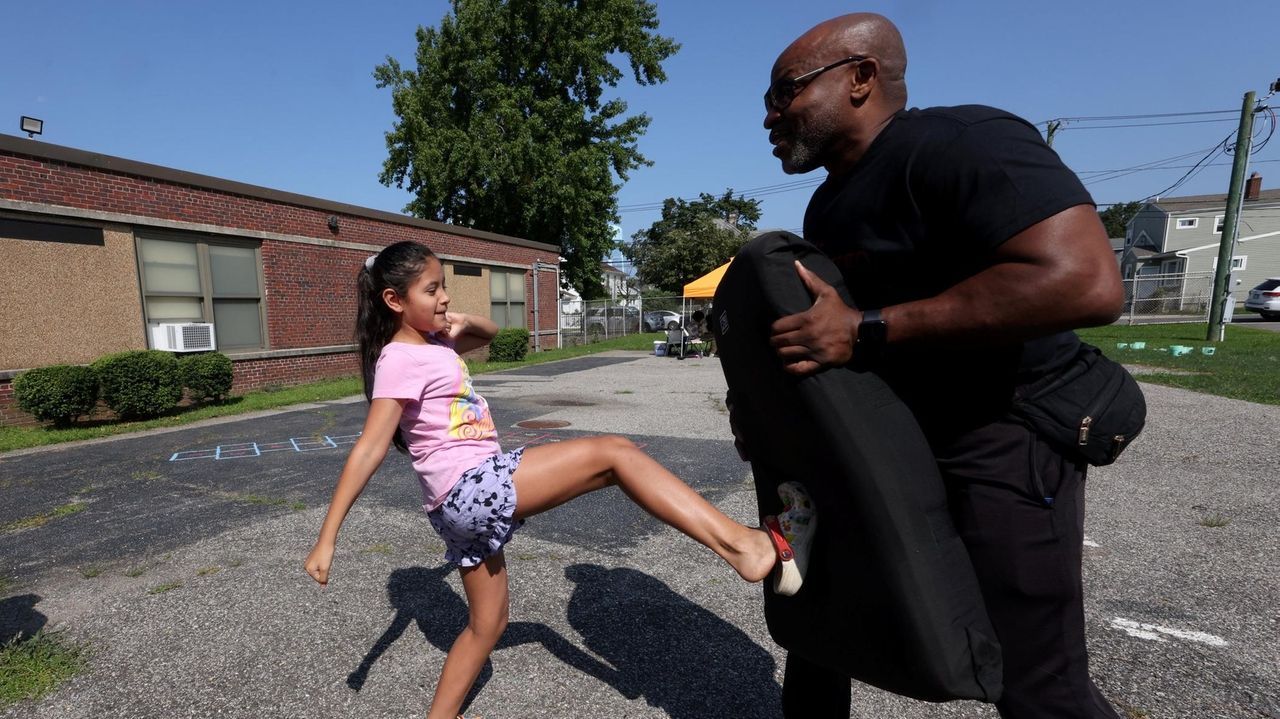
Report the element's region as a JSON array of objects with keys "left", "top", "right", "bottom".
[
  {"left": 346, "top": 565, "right": 635, "bottom": 709},
  {"left": 348, "top": 564, "right": 779, "bottom": 717}
]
